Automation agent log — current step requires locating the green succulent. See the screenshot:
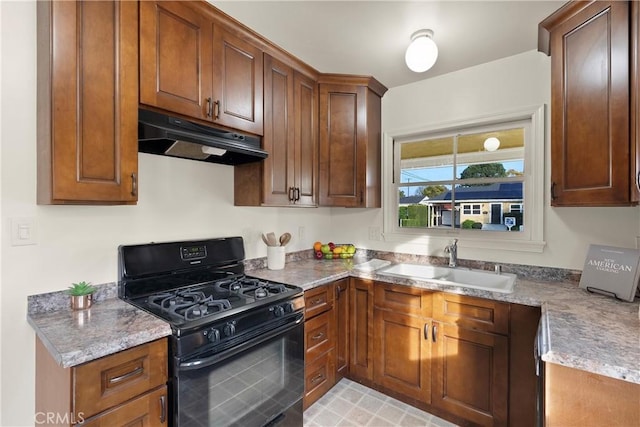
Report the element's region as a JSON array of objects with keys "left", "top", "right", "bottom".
[{"left": 66, "top": 281, "right": 96, "bottom": 296}]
